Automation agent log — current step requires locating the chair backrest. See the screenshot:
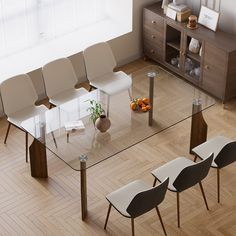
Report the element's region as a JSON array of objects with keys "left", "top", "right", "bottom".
[
  {"left": 215, "top": 141, "right": 236, "bottom": 168},
  {"left": 83, "top": 42, "right": 116, "bottom": 82},
  {"left": 173, "top": 154, "right": 213, "bottom": 192},
  {"left": 42, "top": 58, "right": 77, "bottom": 98},
  {"left": 0, "top": 74, "right": 38, "bottom": 116},
  {"left": 126, "top": 178, "right": 169, "bottom": 218}
]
